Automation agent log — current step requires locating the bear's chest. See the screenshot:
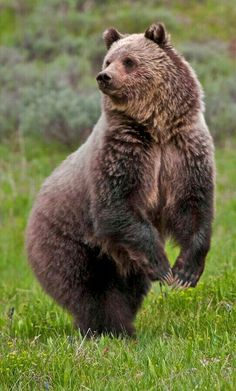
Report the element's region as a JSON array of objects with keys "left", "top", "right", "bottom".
[
  {"left": 143, "top": 144, "right": 184, "bottom": 214},
  {"left": 159, "top": 143, "right": 183, "bottom": 195}
]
